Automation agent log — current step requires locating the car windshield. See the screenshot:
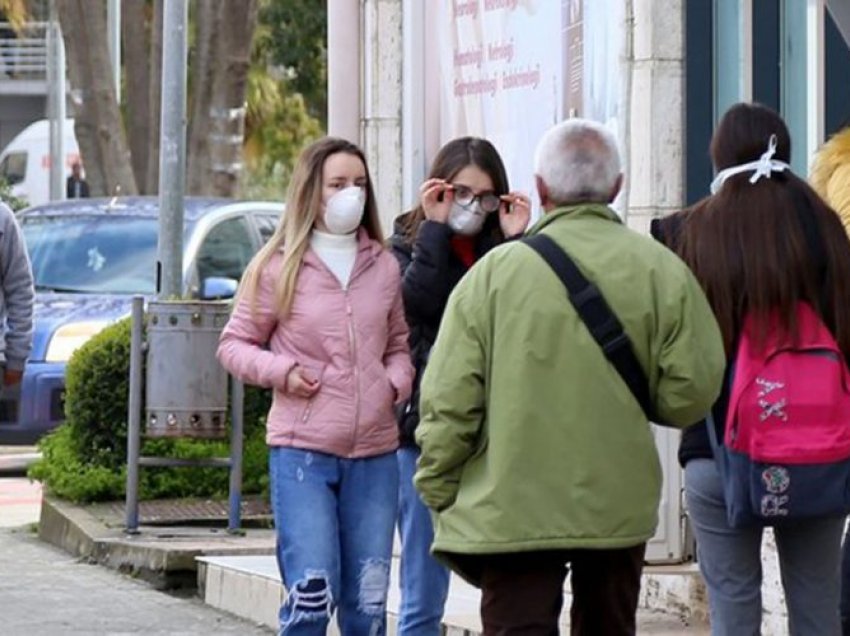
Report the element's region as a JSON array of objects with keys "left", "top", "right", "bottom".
[{"left": 22, "top": 215, "right": 159, "bottom": 294}]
